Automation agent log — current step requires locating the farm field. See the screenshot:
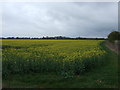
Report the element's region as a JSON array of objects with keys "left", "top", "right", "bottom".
[{"left": 2, "top": 39, "right": 118, "bottom": 88}]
